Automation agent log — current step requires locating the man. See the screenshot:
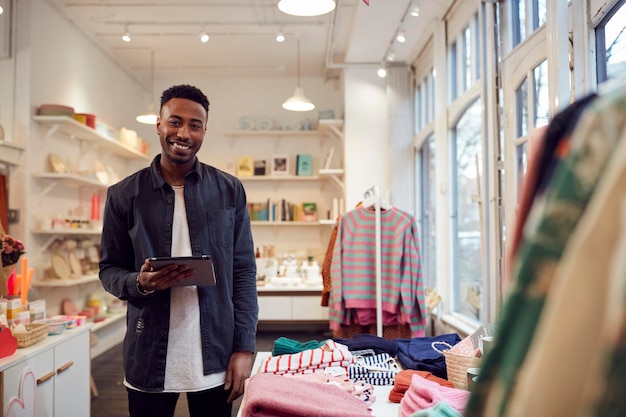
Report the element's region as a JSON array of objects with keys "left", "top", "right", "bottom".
[{"left": 99, "top": 84, "right": 258, "bottom": 417}]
